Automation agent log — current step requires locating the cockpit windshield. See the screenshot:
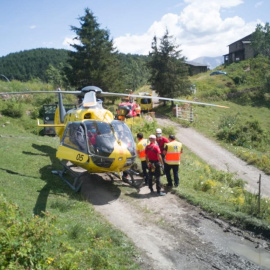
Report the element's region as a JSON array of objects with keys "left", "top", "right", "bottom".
[
  {"left": 84, "top": 121, "right": 115, "bottom": 157},
  {"left": 111, "top": 120, "right": 136, "bottom": 157},
  {"left": 140, "top": 98, "right": 152, "bottom": 104},
  {"left": 61, "top": 120, "right": 136, "bottom": 158}
]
